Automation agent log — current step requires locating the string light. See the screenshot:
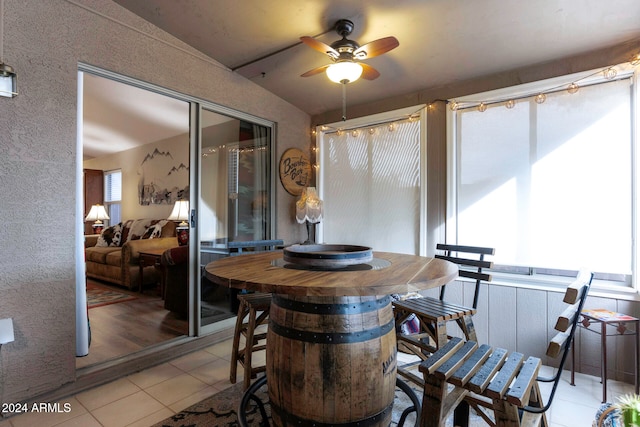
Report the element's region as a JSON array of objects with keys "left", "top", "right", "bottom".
[
  {"left": 201, "top": 144, "right": 268, "bottom": 157},
  {"left": 534, "top": 93, "right": 546, "bottom": 104},
  {"left": 319, "top": 106, "right": 424, "bottom": 137},
  {"left": 567, "top": 82, "right": 579, "bottom": 94},
  {"left": 603, "top": 67, "right": 617, "bottom": 80},
  {"left": 446, "top": 59, "right": 636, "bottom": 113}
]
